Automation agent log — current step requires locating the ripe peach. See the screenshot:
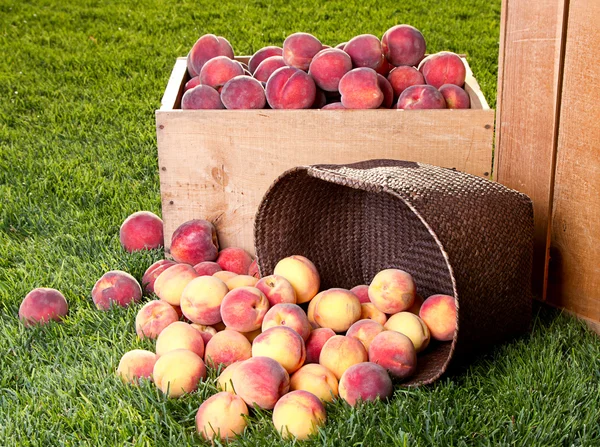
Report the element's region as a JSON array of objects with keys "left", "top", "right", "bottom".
[
  {"left": 290, "top": 363, "right": 338, "bottom": 402},
  {"left": 142, "top": 260, "right": 177, "bottom": 295},
  {"left": 117, "top": 349, "right": 157, "bottom": 384},
  {"left": 252, "top": 326, "right": 306, "bottom": 373},
  {"left": 170, "top": 219, "right": 219, "bottom": 265},
  {"left": 262, "top": 303, "right": 311, "bottom": 341},
  {"left": 221, "top": 75, "right": 266, "bottom": 109},
  {"left": 305, "top": 327, "right": 335, "bottom": 364},
  {"left": 273, "top": 390, "right": 326, "bottom": 440},
  {"left": 377, "top": 74, "right": 394, "bottom": 108},
  {"left": 419, "top": 51, "right": 466, "bottom": 88},
  {"left": 19, "top": 288, "right": 68, "bottom": 327},
  {"left": 199, "top": 56, "right": 244, "bottom": 90},
  {"left": 204, "top": 330, "right": 252, "bottom": 368},
  {"left": 319, "top": 335, "right": 368, "bottom": 379},
  {"left": 190, "top": 323, "right": 217, "bottom": 345},
  {"left": 155, "top": 321, "right": 205, "bottom": 358},
  {"left": 135, "top": 300, "right": 179, "bottom": 339},
  {"left": 368, "top": 331, "right": 417, "bottom": 380},
  {"left": 382, "top": 24, "right": 426, "bottom": 66},
  {"left": 339, "top": 362, "right": 393, "bottom": 406},
  {"left": 397, "top": 85, "right": 446, "bottom": 110},
  {"left": 226, "top": 274, "right": 258, "bottom": 290},
  {"left": 253, "top": 55, "right": 287, "bottom": 83},
  {"left": 216, "top": 247, "right": 253, "bottom": 275},
  {"left": 368, "top": 268, "right": 416, "bottom": 314},
  {"left": 306, "top": 296, "right": 319, "bottom": 328},
  {"left": 220, "top": 286, "right": 269, "bottom": 332},
  {"left": 217, "top": 361, "right": 241, "bottom": 393},
  {"left": 119, "top": 211, "right": 163, "bottom": 253},
  {"left": 385, "top": 311, "right": 430, "bottom": 352},
  {"left": 248, "top": 46, "right": 283, "bottom": 73},
  {"left": 181, "top": 85, "right": 224, "bottom": 110},
  {"left": 256, "top": 274, "right": 297, "bottom": 306},
  {"left": 248, "top": 258, "right": 260, "bottom": 278},
  {"left": 184, "top": 76, "right": 201, "bottom": 92},
  {"left": 308, "top": 48, "right": 352, "bottom": 92},
  {"left": 213, "top": 270, "right": 237, "bottom": 282},
  {"left": 192, "top": 261, "right": 222, "bottom": 276},
  {"left": 187, "top": 34, "right": 234, "bottom": 77},
  {"left": 153, "top": 349, "right": 206, "bottom": 398},
  {"left": 92, "top": 270, "right": 142, "bottom": 310},
  {"left": 313, "top": 288, "right": 361, "bottom": 333},
  {"left": 180, "top": 276, "right": 228, "bottom": 325},
  {"left": 350, "top": 285, "right": 370, "bottom": 303},
  {"left": 273, "top": 255, "right": 320, "bottom": 304},
  {"left": 154, "top": 263, "right": 198, "bottom": 306},
  {"left": 339, "top": 67, "right": 384, "bottom": 109},
  {"left": 231, "top": 356, "right": 290, "bottom": 409},
  {"left": 419, "top": 294, "right": 457, "bottom": 341},
  {"left": 196, "top": 392, "right": 249, "bottom": 441},
  {"left": 265, "top": 66, "right": 316, "bottom": 109},
  {"left": 439, "top": 84, "right": 471, "bottom": 109},
  {"left": 335, "top": 42, "right": 347, "bottom": 50},
  {"left": 321, "top": 102, "right": 345, "bottom": 109},
  {"left": 388, "top": 66, "right": 425, "bottom": 100},
  {"left": 360, "top": 303, "right": 387, "bottom": 325},
  {"left": 346, "top": 319, "right": 385, "bottom": 351},
  {"left": 344, "top": 34, "right": 385, "bottom": 70},
  {"left": 282, "top": 32, "right": 322, "bottom": 71}
]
